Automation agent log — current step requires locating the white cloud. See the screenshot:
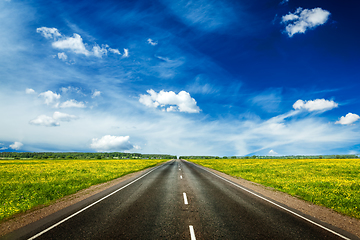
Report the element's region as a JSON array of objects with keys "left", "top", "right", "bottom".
[
  {"left": 36, "top": 27, "right": 61, "bottom": 39},
  {"left": 92, "top": 44, "right": 108, "bottom": 58},
  {"left": 268, "top": 149, "right": 278, "bottom": 155},
  {"left": 293, "top": 99, "right": 338, "bottom": 112},
  {"left": 29, "top": 115, "right": 60, "bottom": 127},
  {"left": 147, "top": 38, "right": 158, "bottom": 46},
  {"left": 92, "top": 90, "right": 101, "bottom": 98},
  {"left": 52, "top": 33, "right": 90, "bottom": 56},
  {"left": 60, "top": 99, "right": 86, "bottom": 108},
  {"left": 25, "top": 88, "right": 35, "bottom": 94},
  {"left": 9, "top": 141, "right": 23, "bottom": 150},
  {"left": 139, "top": 89, "right": 200, "bottom": 113},
  {"left": 57, "top": 52, "right": 67, "bottom": 61},
  {"left": 90, "top": 135, "right": 135, "bottom": 152},
  {"left": 335, "top": 113, "right": 360, "bottom": 125},
  {"left": 108, "top": 48, "right": 121, "bottom": 54},
  {"left": 280, "top": 0, "right": 289, "bottom": 5},
  {"left": 37, "top": 27, "right": 121, "bottom": 58},
  {"left": 281, "top": 7, "right": 330, "bottom": 37},
  {"left": 123, "top": 48, "right": 129, "bottom": 58},
  {"left": 38, "top": 90, "right": 61, "bottom": 106},
  {"left": 29, "top": 111, "right": 77, "bottom": 127},
  {"left": 53, "top": 111, "right": 77, "bottom": 122}
]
